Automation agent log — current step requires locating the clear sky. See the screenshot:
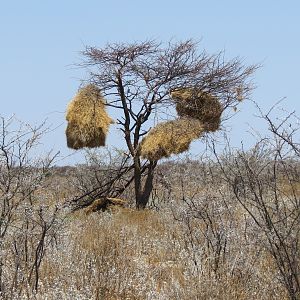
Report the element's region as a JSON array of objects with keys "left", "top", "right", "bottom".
[{"left": 1, "top": 1, "right": 299, "bottom": 164}]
